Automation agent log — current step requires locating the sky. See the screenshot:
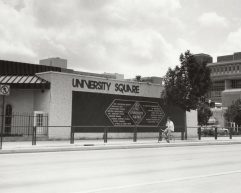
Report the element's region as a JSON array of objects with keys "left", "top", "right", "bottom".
[{"left": 1, "top": 0, "right": 241, "bottom": 78}]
